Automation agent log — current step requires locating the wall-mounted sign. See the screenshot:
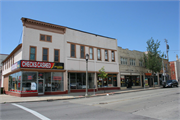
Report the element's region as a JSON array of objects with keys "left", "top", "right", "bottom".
[
  {"left": 11, "top": 61, "right": 20, "bottom": 71},
  {"left": 145, "top": 73, "right": 152, "bottom": 76},
  {"left": 20, "top": 60, "right": 64, "bottom": 69}
]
